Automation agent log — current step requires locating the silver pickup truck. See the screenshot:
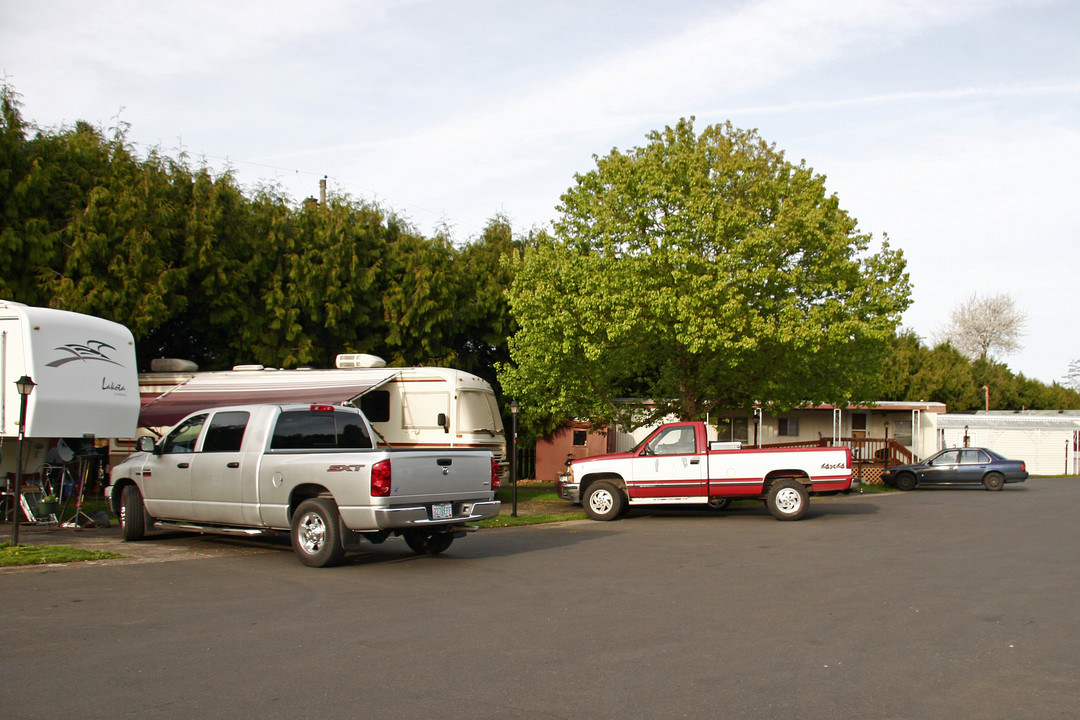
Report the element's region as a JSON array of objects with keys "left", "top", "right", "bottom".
[{"left": 106, "top": 403, "right": 501, "bottom": 567}]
